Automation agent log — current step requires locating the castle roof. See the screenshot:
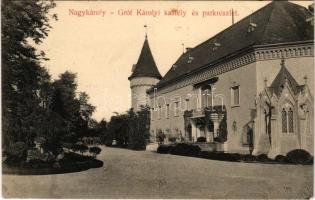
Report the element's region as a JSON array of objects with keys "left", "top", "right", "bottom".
[
  {"left": 128, "top": 37, "right": 162, "bottom": 80},
  {"left": 155, "top": 1, "right": 313, "bottom": 89}
]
